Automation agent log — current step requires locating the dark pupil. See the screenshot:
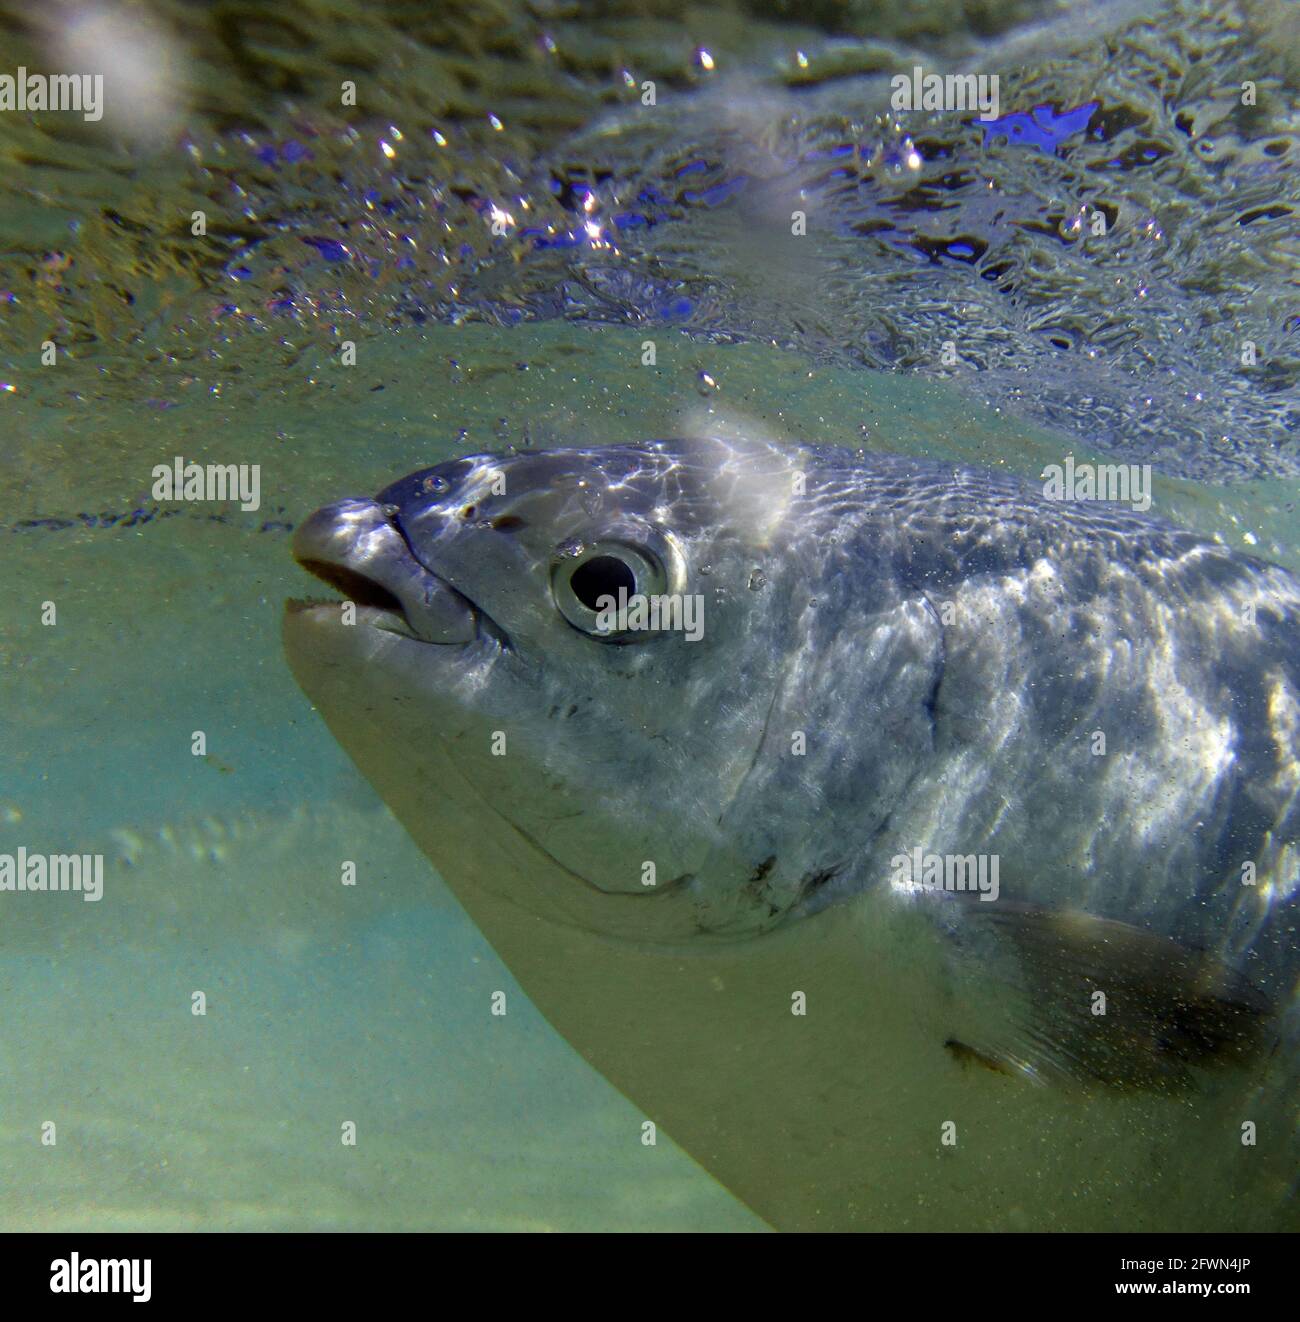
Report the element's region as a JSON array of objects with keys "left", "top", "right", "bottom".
[{"left": 570, "top": 555, "right": 636, "bottom": 611}]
